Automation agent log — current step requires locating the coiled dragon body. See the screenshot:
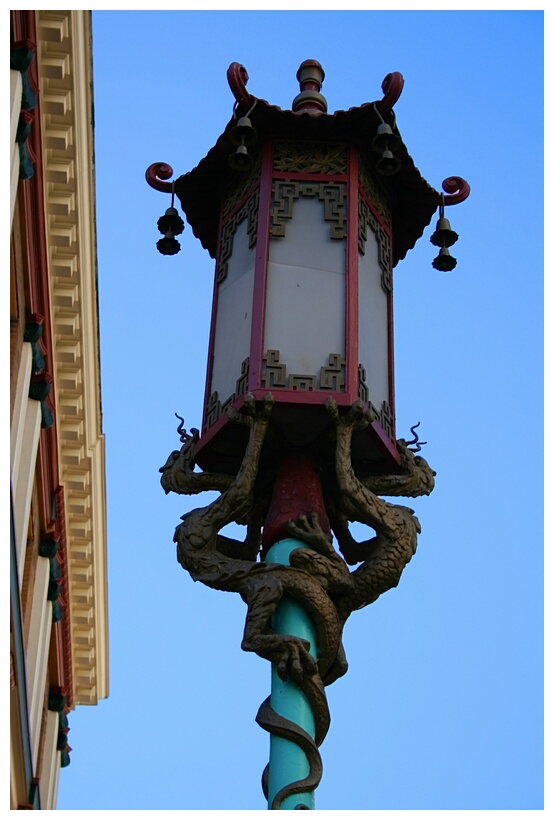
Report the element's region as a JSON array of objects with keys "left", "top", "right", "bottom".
[{"left": 160, "top": 393, "right": 435, "bottom": 808}]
